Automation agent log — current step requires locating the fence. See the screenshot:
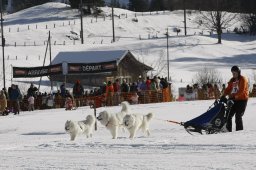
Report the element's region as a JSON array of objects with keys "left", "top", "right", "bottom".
[{"left": 6, "top": 89, "right": 172, "bottom": 112}]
